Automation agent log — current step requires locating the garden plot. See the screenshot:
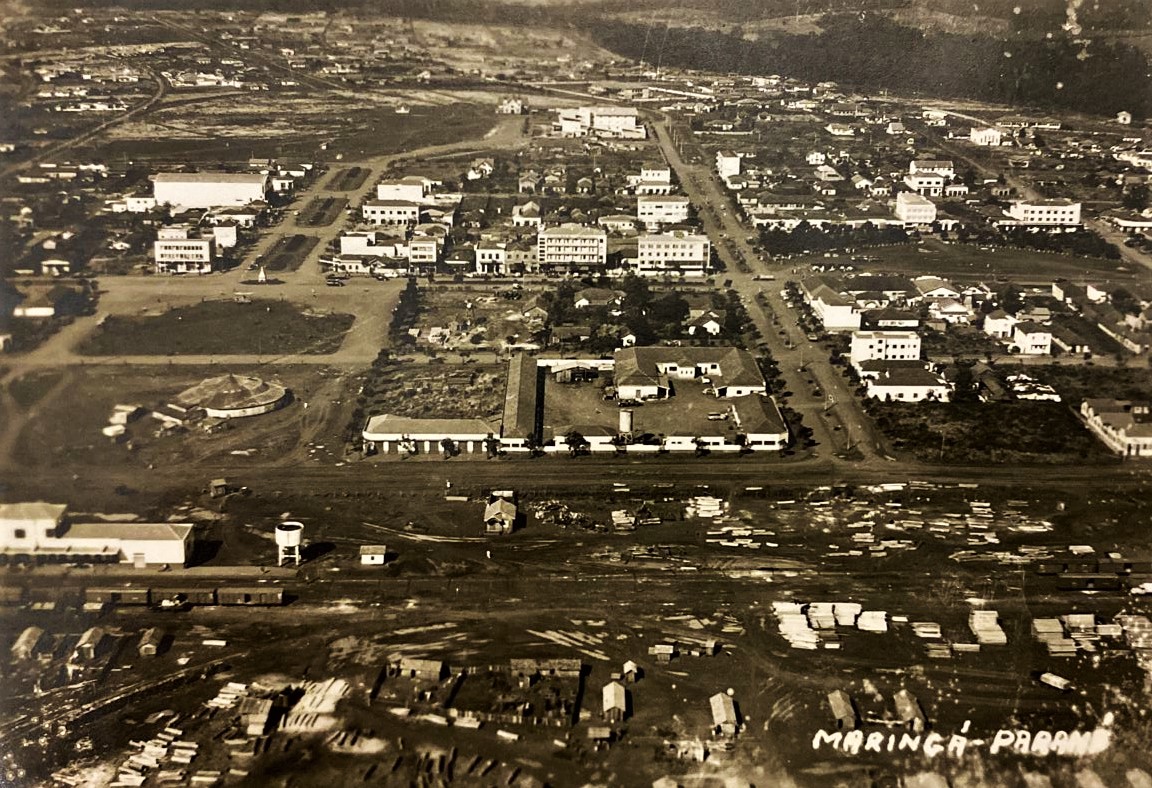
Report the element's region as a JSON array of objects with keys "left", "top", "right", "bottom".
[{"left": 360, "top": 363, "right": 507, "bottom": 422}]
